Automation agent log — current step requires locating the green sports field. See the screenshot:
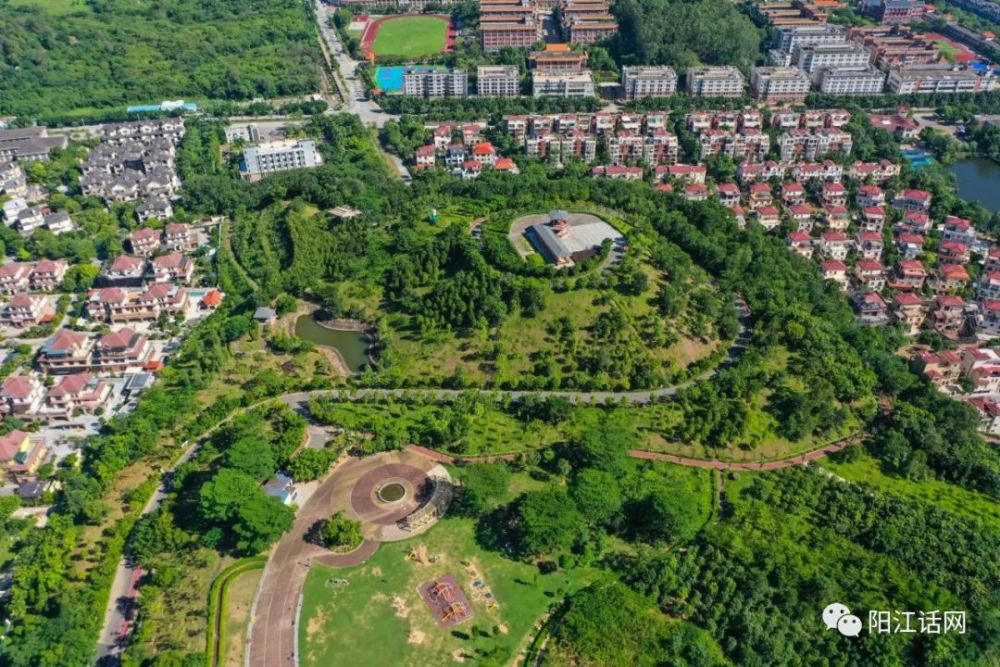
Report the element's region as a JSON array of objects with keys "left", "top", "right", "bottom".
[{"left": 370, "top": 15, "right": 448, "bottom": 58}]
